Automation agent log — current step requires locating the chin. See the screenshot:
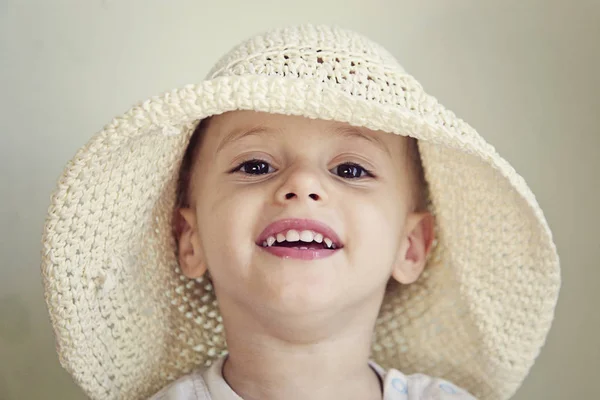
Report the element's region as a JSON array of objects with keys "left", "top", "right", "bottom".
[{"left": 259, "top": 279, "right": 340, "bottom": 313}]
